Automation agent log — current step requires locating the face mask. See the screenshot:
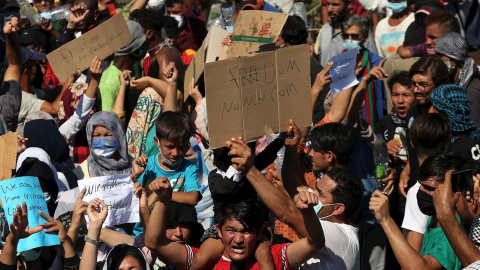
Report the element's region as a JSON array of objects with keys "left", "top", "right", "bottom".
[
  {"left": 444, "top": 61, "right": 456, "bottom": 75},
  {"left": 343, "top": 39, "right": 361, "bottom": 51},
  {"left": 386, "top": 1, "right": 407, "bottom": 13},
  {"left": 92, "top": 137, "right": 118, "bottom": 158},
  {"left": 170, "top": 15, "right": 185, "bottom": 29},
  {"left": 44, "top": 192, "right": 52, "bottom": 204},
  {"left": 159, "top": 148, "right": 184, "bottom": 168},
  {"left": 417, "top": 188, "right": 436, "bottom": 216},
  {"left": 313, "top": 200, "right": 338, "bottom": 220}
]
